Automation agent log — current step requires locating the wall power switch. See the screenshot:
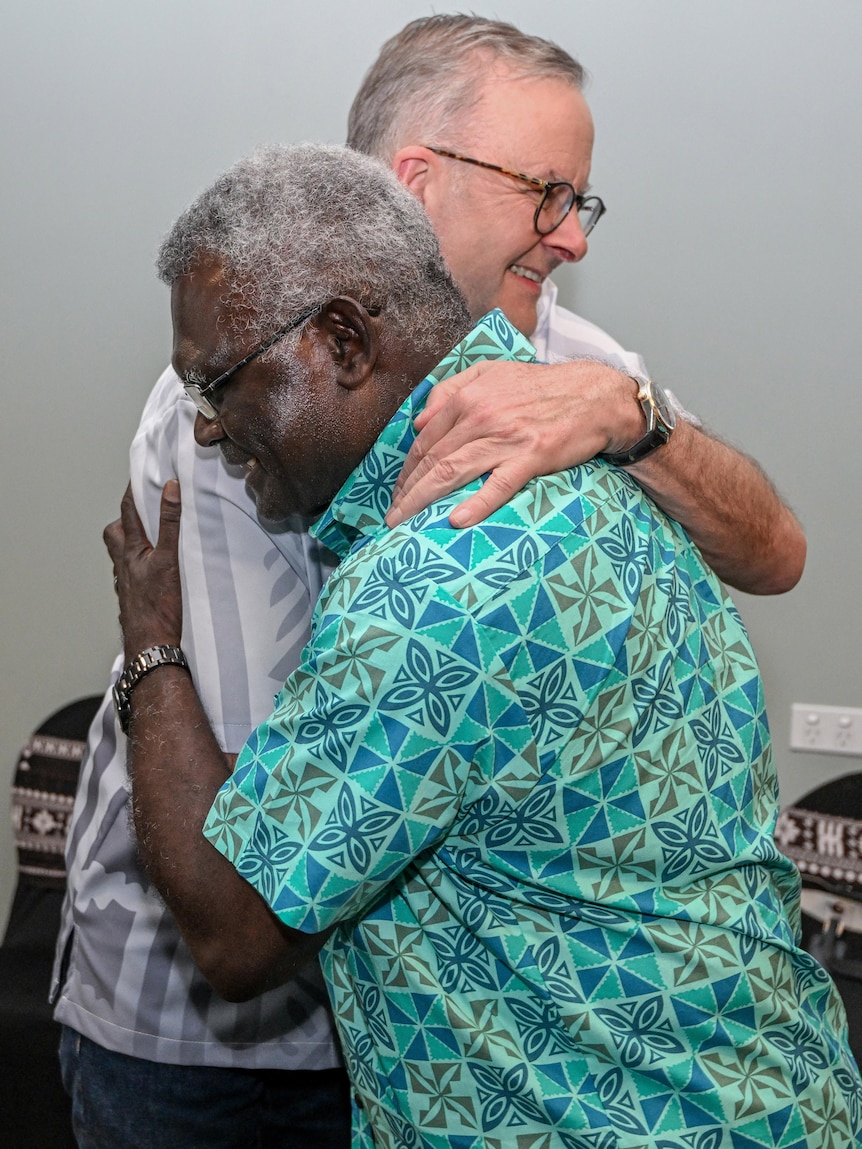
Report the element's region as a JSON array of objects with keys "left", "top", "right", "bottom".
[{"left": 790, "top": 703, "right": 862, "bottom": 756}]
